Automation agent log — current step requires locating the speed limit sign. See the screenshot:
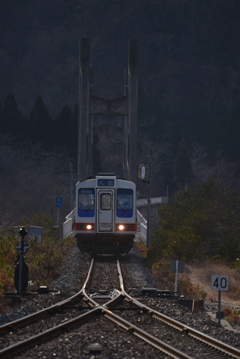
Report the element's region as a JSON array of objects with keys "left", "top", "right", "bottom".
[{"left": 211, "top": 275, "right": 228, "bottom": 291}]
